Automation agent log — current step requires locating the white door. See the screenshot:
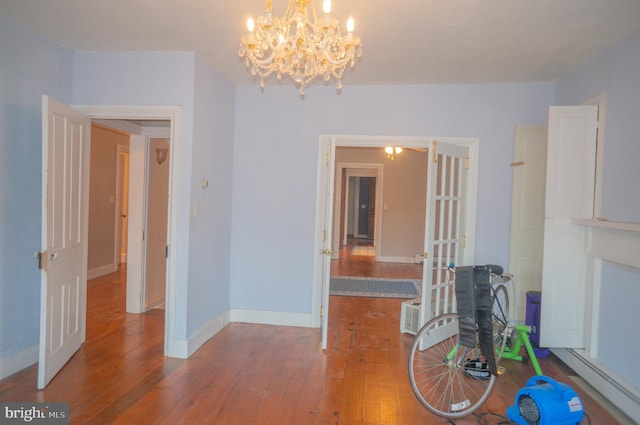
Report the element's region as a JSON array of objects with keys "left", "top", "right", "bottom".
[
  {"left": 508, "top": 125, "right": 548, "bottom": 322},
  {"left": 117, "top": 147, "right": 130, "bottom": 264},
  {"left": 38, "top": 96, "right": 91, "bottom": 389},
  {"left": 420, "top": 141, "right": 469, "bottom": 326},
  {"left": 540, "top": 105, "right": 598, "bottom": 348},
  {"left": 125, "top": 135, "right": 148, "bottom": 313},
  {"left": 318, "top": 138, "right": 336, "bottom": 349}
]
